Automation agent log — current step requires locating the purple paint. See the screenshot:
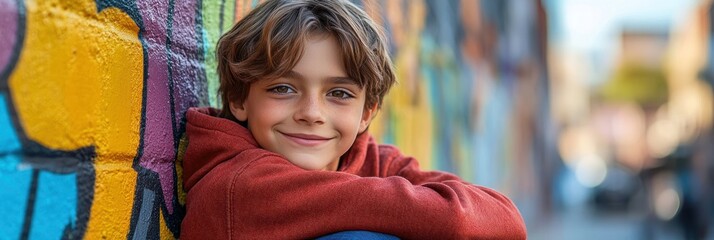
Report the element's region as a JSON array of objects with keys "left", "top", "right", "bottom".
[
  {"left": 136, "top": 0, "right": 205, "bottom": 214},
  {"left": 169, "top": 0, "right": 206, "bottom": 131},
  {"left": 136, "top": 0, "right": 176, "bottom": 213},
  {"left": 0, "top": 0, "right": 18, "bottom": 71}
]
